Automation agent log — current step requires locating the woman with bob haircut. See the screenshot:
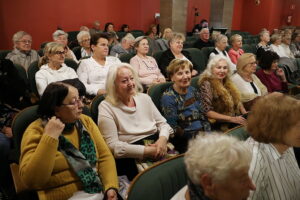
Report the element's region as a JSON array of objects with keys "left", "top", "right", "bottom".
[
  {"left": 231, "top": 53, "right": 268, "bottom": 110},
  {"left": 228, "top": 34, "right": 244, "bottom": 64},
  {"left": 158, "top": 32, "right": 198, "bottom": 77},
  {"left": 255, "top": 51, "right": 288, "bottom": 93},
  {"left": 246, "top": 93, "right": 300, "bottom": 199},
  {"left": 198, "top": 55, "right": 247, "bottom": 131},
  {"left": 161, "top": 59, "right": 210, "bottom": 153},
  {"left": 19, "top": 82, "right": 119, "bottom": 200},
  {"left": 171, "top": 133, "right": 256, "bottom": 200},
  {"left": 98, "top": 63, "right": 172, "bottom": 180},
  {"left": 130, "top": 36, "right": 165, "bottom": 89},
  {"left": 77, "top": 33, "right": 121, "bottom": 97},
  {"left": 75, "top": 31, "right": 92, "bottom": 60},
  {"left": 6, "top": 31, "right": 39, "bottom": 72},
  {"left": 36, "top": 42, "right": 78, "bottom": 96}
]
